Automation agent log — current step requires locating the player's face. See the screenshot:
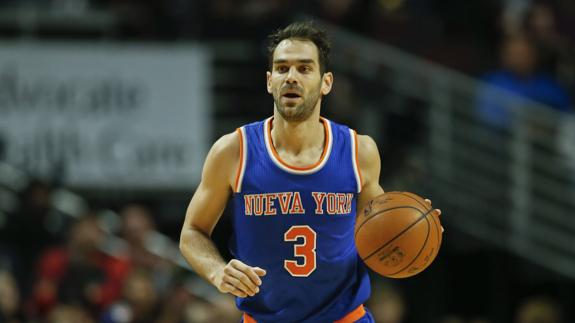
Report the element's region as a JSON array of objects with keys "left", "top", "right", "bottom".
[{"left": 267, "top": 39, "right": 333, "bottom": 122}]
